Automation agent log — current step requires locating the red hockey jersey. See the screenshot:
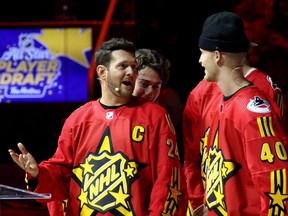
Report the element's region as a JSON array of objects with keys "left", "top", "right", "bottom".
[
  {"left": 205, "top": 85, "right": 288, "bottom": 215},
  {"left": 34, "top": 96, "right": 188, "bottom": 215},
  {"left": 183, "top": 68, "right": 286, "bottom": 212}
]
